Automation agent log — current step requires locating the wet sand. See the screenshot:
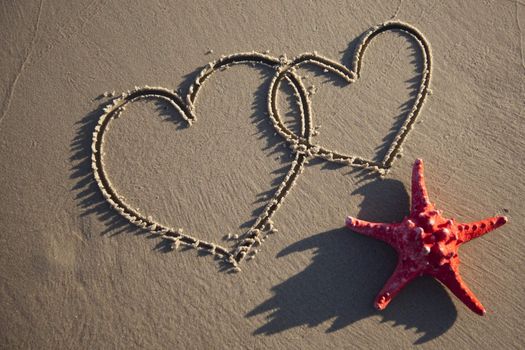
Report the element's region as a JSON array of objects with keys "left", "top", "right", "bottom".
[{"left": 1, "top": 1, "right": 524, "bottom": 348}]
